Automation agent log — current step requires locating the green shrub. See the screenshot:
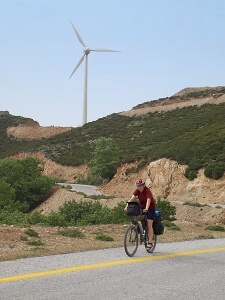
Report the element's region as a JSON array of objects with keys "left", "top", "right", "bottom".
[
  {"left": 58, "top": 200, "right": 129, "bottom": 226},
  {"left": 195, "top": 235, "right": 214, "bottom": 239},
  {"left": 111, "top": 202, "right": 129, "bottom": 224},
  {"left": 0, "top": 158, "right": 55, "bottom": 211},
  {"left": 76, "top": 173, "right": 103, "bottom": 185},
  {"left": 162, "top": 220, "right": 181, "bottom": 231},
  {"left": 183, "top": 202, "right": 208, "bottom": 207},
  {"left": 167, "top": 223, "right": 181, "bottom": 231},
  {"left": 0, "top": 210, "right": 28, "bottom": 226},
  {"left": 58, "top": 228, "right": 85, "bottom": 238},
  {"left": 27, "top": 211, "right": 47, "bottom": 225},
  {"left": 20, "top": 235, "right": 28, "bottom": 241},
  {"left": 88, "top": 137, "right": 119, "bottom": 181},
  {"left": 205, "top": 225, "right": 225, "bottom": 232},
  {"left": 184, "top": 159, "right": 203, "bottom": 180},
  {"left": 27, "top": 239, "right": 44, "bottom": 246},
  {"left": 24, "top": 228, "right": 39, "bottom": 238},
  {"left": 47, "top": 212, "right": 68, "bottom": 227},
  {"left": 156, "top": 199, "right": 176, "bottom": 221},
  {"left": 87, "top": 194, "right": 115, "bottom": 200},
  {"left": 204, "top": 161, "right": 225, "bottom": 179},
  {"left": 95, "top": 232, "right": 114, "bottom": 241}
]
